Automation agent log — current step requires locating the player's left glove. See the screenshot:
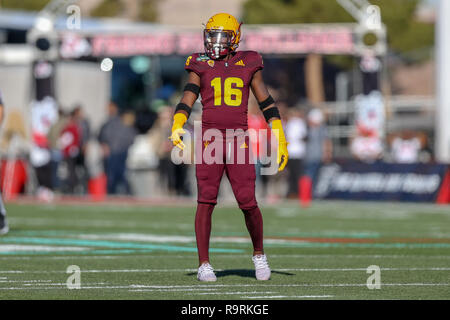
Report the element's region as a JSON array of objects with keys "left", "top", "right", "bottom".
[
  {"left": 271, "top": 119, "right": 289, "bottom": 172},
  {"left": 169, "top": 113, "right": 187, "bottom": 150}
]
